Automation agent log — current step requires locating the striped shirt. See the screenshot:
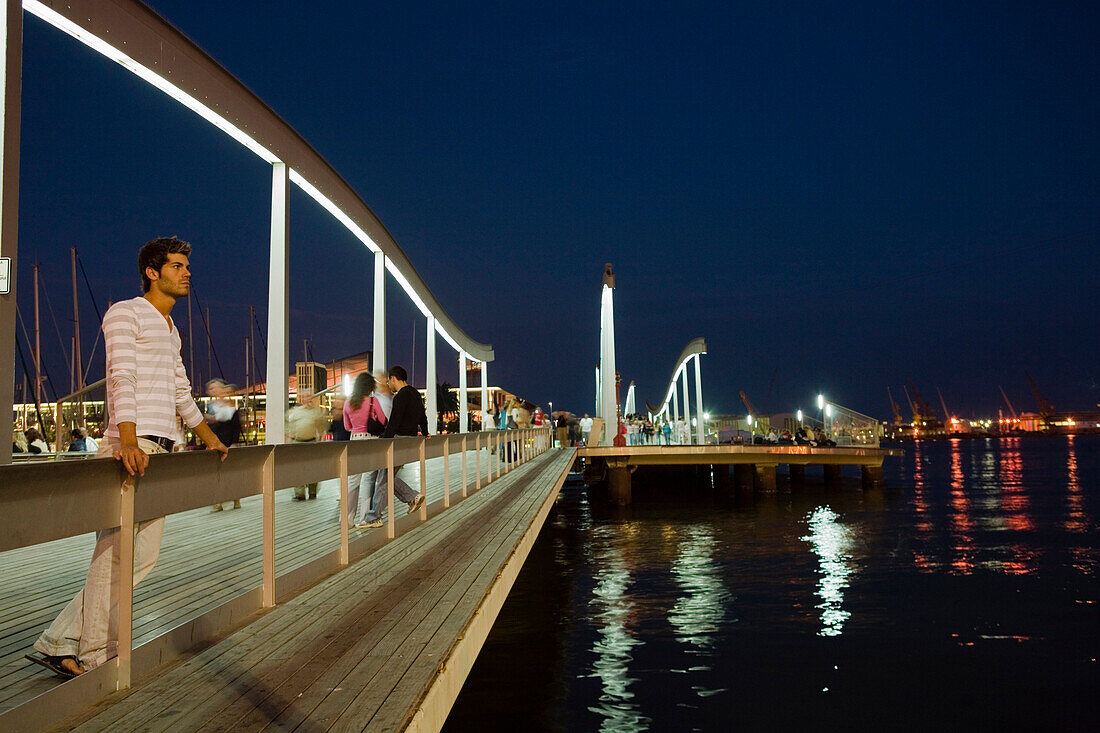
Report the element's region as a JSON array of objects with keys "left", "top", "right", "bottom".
[{"left": 103, "top": 296, "right": 204, "bottom": 440}]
